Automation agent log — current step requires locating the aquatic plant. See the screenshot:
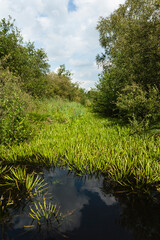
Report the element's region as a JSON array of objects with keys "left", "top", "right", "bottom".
[
  {"left": 0, "top": 193, "right": 14, "bottom": 212},
  {"left": 0, "top": 166, "right": 7, "bottom": 177},
  {"left": 0, "top": 98, "right": 160, "bottom": 193},
  {"left": 29, "top": 196, "right": 60, "bottom": 226},
  {"left": 3, "top": 167, "right": 47, "bottom": 197}
]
